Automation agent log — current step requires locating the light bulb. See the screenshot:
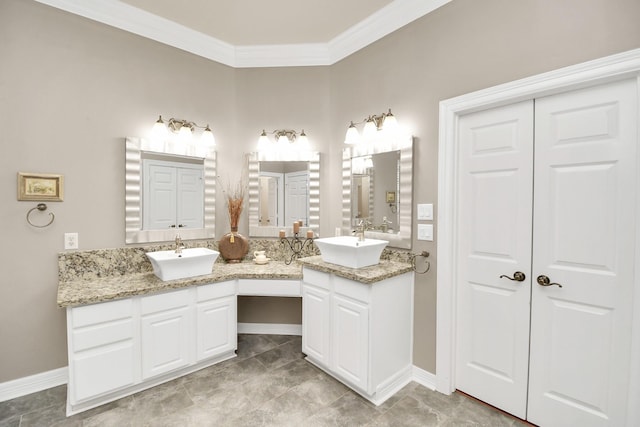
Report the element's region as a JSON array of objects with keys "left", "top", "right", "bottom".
[
  {"left": 277, "top": 134, "right": 289, "bottom": 150},
  {"left": 362, "top": 118, "right": 377, "bottom": 140},
  {"left": 344, "top": 122, "right": 360, "bottom": 145},
  {"left": 382, "top": 109, "right": 399, "bottom": 134},
  {"left": 257, "top": 130, "right": 269, "bottom": 151},
  {"left": 200, "top": 125, "right": 215, "bottom": 147},
  {"left": 297, "top": 130, "right": 310, "bottom": 151},
  {"left": 151, "top": 115, "right": 168, "bottom": 143},
  {"left": 178, "top": 124, "right": 192, "bottom": 144}
]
